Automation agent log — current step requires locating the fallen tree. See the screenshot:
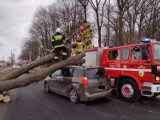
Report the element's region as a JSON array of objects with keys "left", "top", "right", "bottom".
[
  {"left": 0, "top": 43, "right": 77, "bottom": 81},
  {"left": 0, "top": 43, "right": 85, "bottom": 93}
]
